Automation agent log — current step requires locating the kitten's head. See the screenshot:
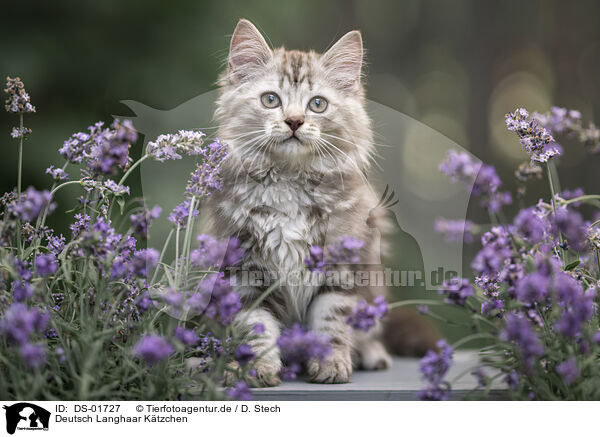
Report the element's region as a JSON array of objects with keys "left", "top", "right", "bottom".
[{"left": 215, "top": 19, "right": 373, "bottom": 174}]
